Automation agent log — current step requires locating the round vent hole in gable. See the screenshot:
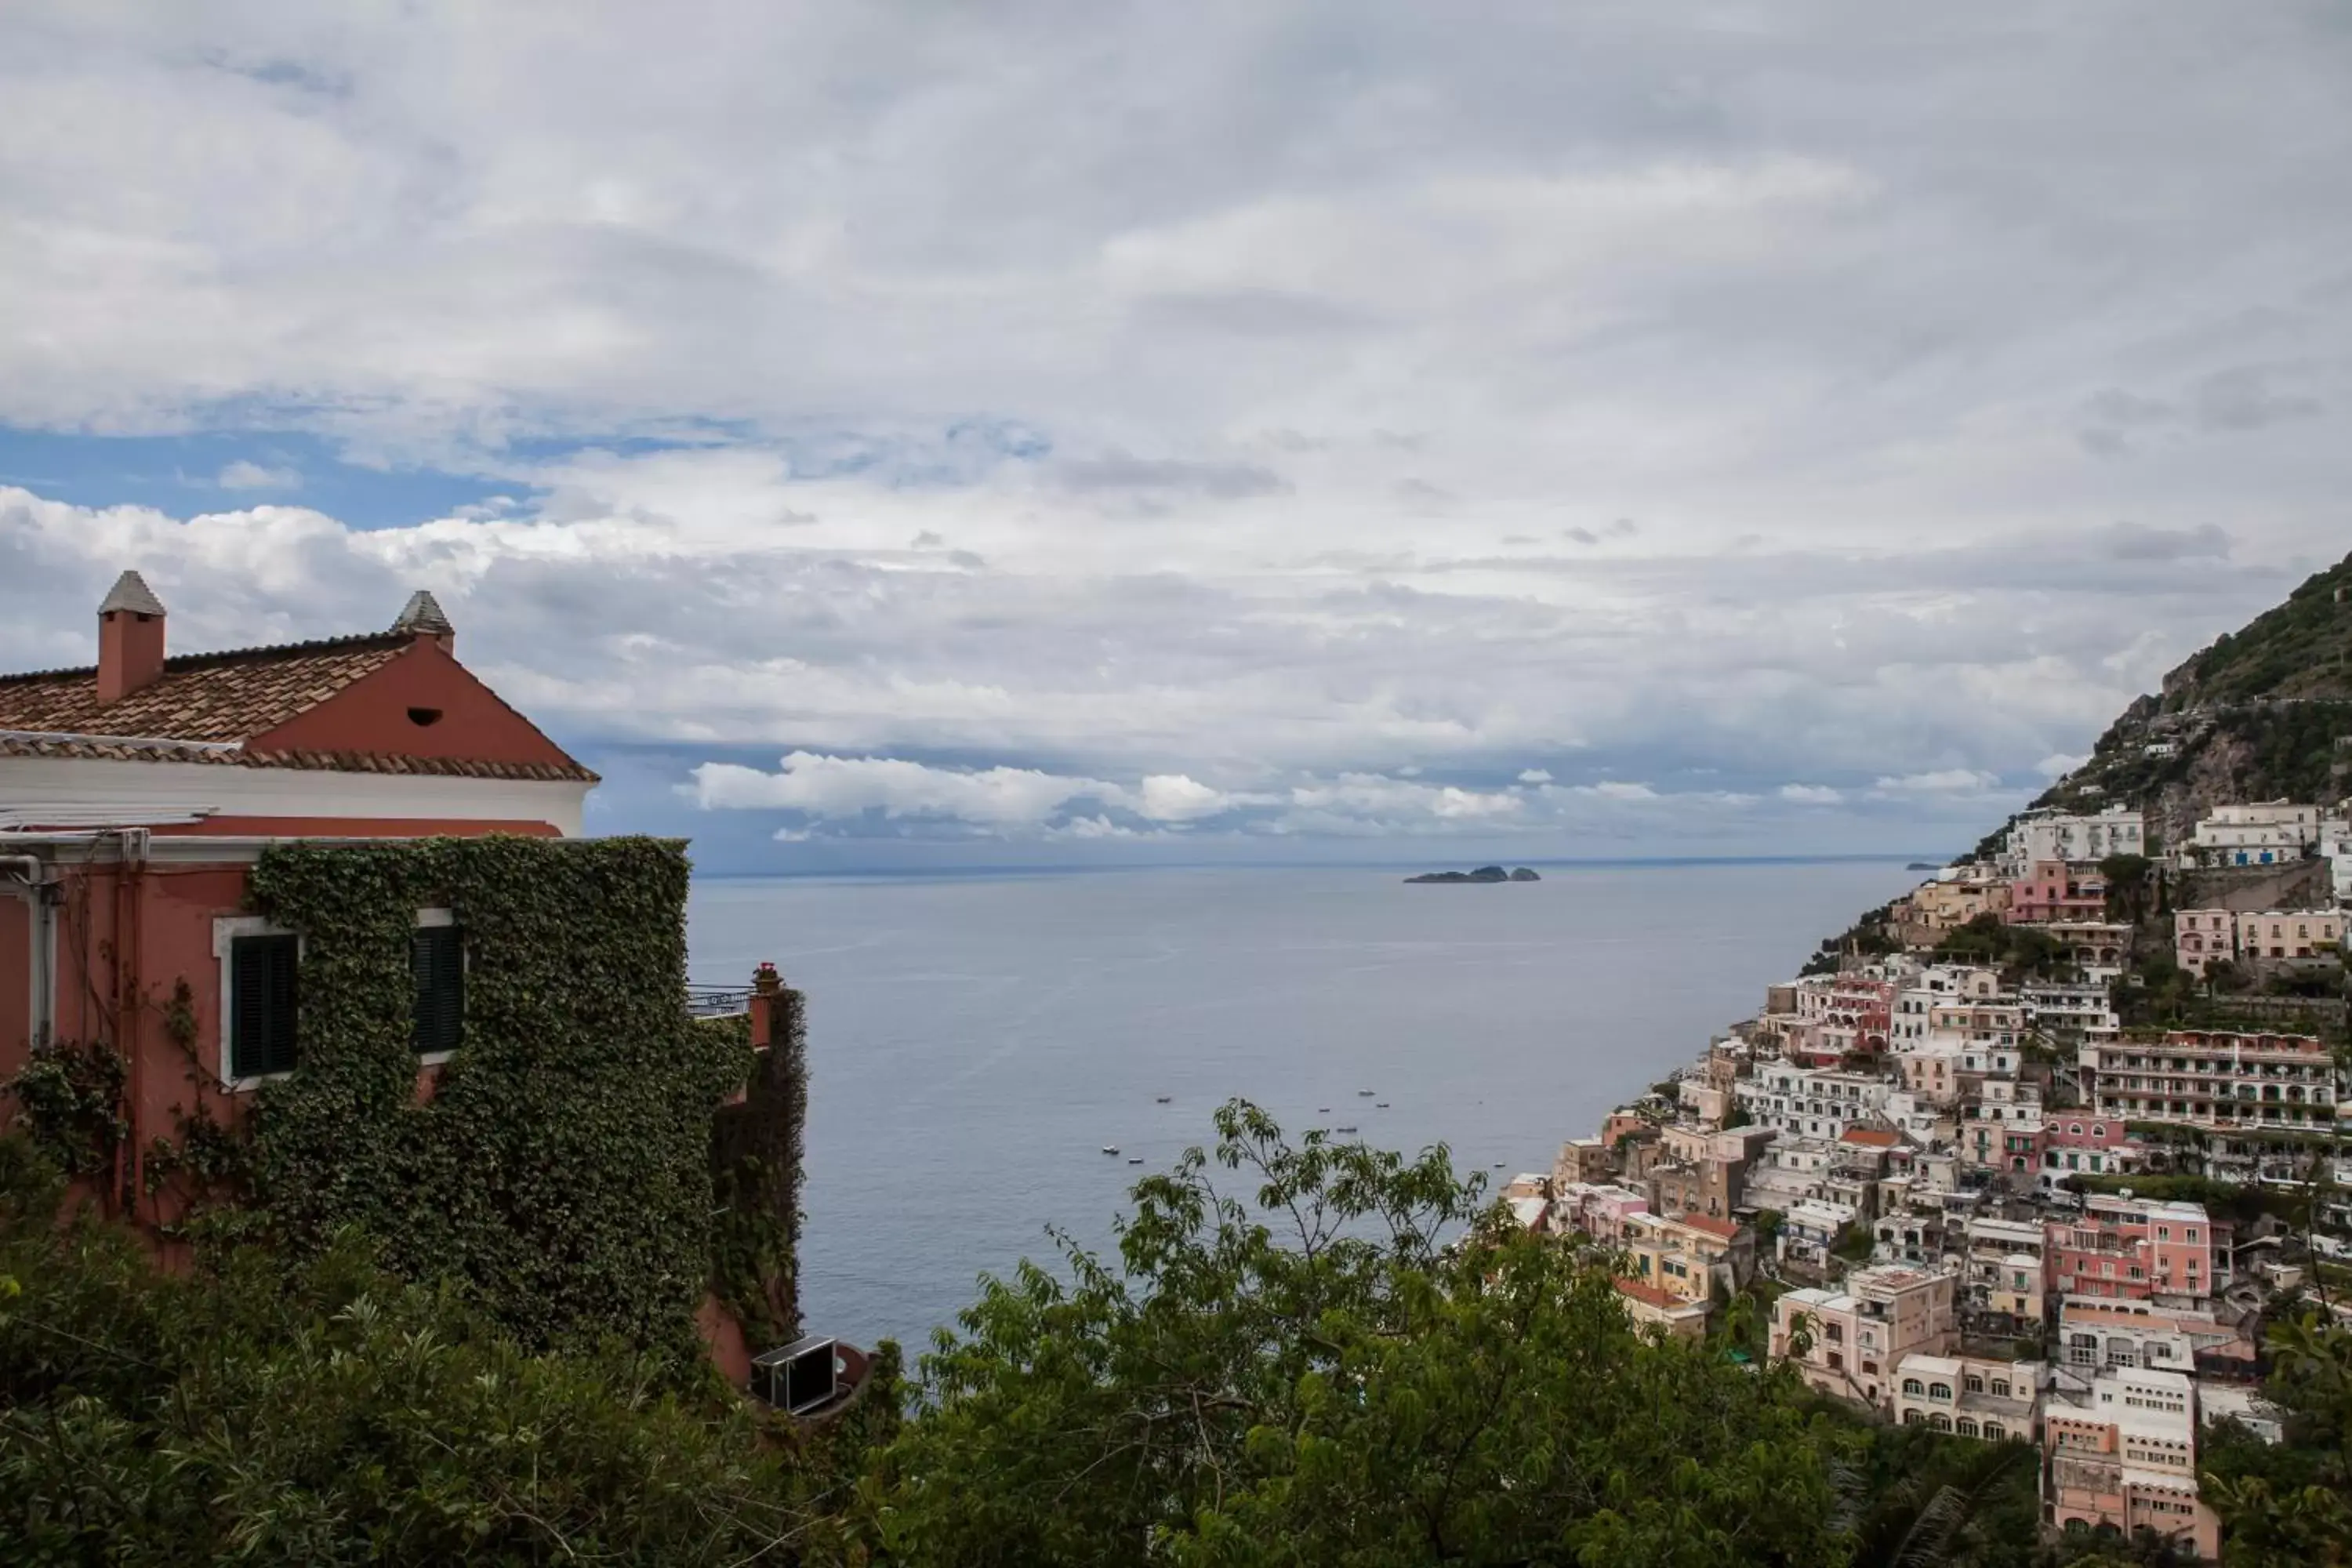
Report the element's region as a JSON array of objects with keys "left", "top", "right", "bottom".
[{"left": 408, "top": 707, "right": 445, "bottom": 727}]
